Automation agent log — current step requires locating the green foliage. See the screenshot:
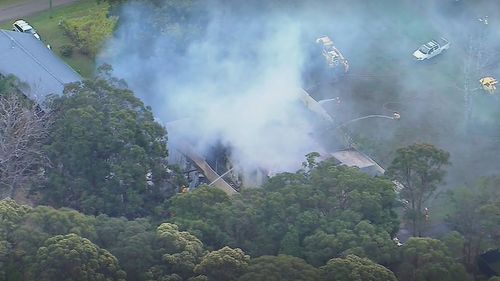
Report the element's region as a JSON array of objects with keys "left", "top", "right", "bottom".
[
  {"left": 1, "top": 202, "right": 158, "bottom": 281},
  {"left": 302, "top": 151, "right": 321, "bottom": 173},
  {"left": 21, "top": 206, "right": 97, "bottom": 239},
  {"left": 446, "top": 177, "right": 500, "bottom": 268},
  {"left": 4, "top": 0, "right": 108, "bottom": 77},
  {"left": 59, "top": 44, "right": 74, "bottom": 57},
  {"left": 146, "top": 223, "right": 205, "bottom": 280},
  {"left": 309, "top": 162, "right": 400, "bottom": 234},
  {"left": 97, "top": 0, "right": 127, "bottom": 7},
  {"left": 303, "top": 220, "right": 397, "bottom": 267},
  {"left": 440, "top": 231, "right": 465, "bottom": 260},
  {"left": 0, "top": 200, "right": 30, "bottom": 281},
  {"left": 0, "top": 199, "right": 30, "bottom": 238},
  {"left": 94, "top": 215, "right": 157, "bottom": 280},
  {"left": 32, "top": 233, "right": 126, "bottom": 281},
  {"left": 321, "top": 255, "right": 398, "bottom": 281},
  {"left": 266, "top": 163, "right": 399, "bottom": 265},
  {"left": 59, "top": 4, "right": 116, "bottom": 58},
  {"left": 168, "top": 186, "right": 231, "bottom": 247},
  {"left": 0, "top": 74, "right": 28, "bottom": 95},
  {"left": 395, "top": 237, "right": 472, "bottom": 281},
  {"left": 279, "top": 226, "right": 302, "bottom": 257},
  {"left": 8, "top": 205, "right": 98, "bottom": 278},
  {"left": 170, "top": 161, "right": 399, "bottom": 266},
  {"left": 104, "top": 0, "right": 209, "bottom": 57},
  {"left": 169, "top": 186, "right": 231, "bottom": 220},
  {"left": 0, "top": 195, "right": 231, "bottom": 281},
  {"left": 41, "top": 75, "right": 173, "bottom": 218},
  {"left": 238, "top": 255, "right": 321, "bottom": 281},
  {"left": 386, "top": 143, "right": 450, "bottom": 237},
  {"left": 194, "top": 246, "right": 250, "bottom": 281}
]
